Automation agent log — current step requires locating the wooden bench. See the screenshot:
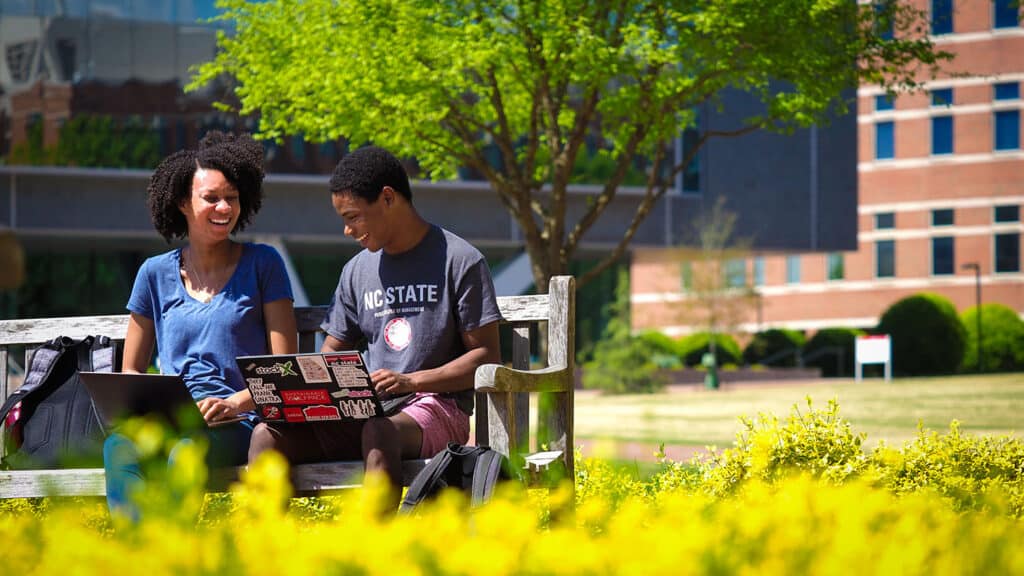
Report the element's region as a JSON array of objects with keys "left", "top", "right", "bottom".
[{"left": 0, "top": 276, "right": 575, "bottom": 499}]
